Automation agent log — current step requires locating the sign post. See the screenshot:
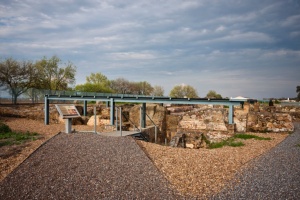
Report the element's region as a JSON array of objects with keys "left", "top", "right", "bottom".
[{"left": 55, "top": 104, "right": 81, "bottom": 133}]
